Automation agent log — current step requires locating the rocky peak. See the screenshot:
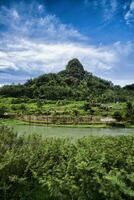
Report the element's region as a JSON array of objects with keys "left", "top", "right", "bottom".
[{"left": 66, "top": 58, "right": 85, "bottom": 75}]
